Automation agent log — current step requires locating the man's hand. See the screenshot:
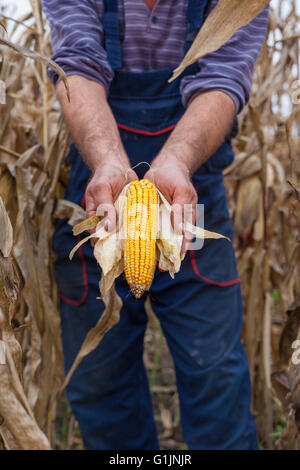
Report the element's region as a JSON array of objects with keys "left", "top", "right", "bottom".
[
  {"left": 145, "top": 158, "right": 197, "bottom": 234},
  {"left": 85, "top": 163, "right": 137, "bottom": 231},
  {"left": 145, "top": 90, "right": 236, "bottom": 252}
]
